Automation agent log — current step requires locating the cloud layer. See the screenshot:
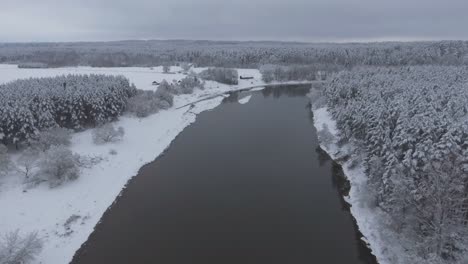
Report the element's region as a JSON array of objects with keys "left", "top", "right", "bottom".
[{"left": 1, "top": 0, "right": 467, "bottom": 42}]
